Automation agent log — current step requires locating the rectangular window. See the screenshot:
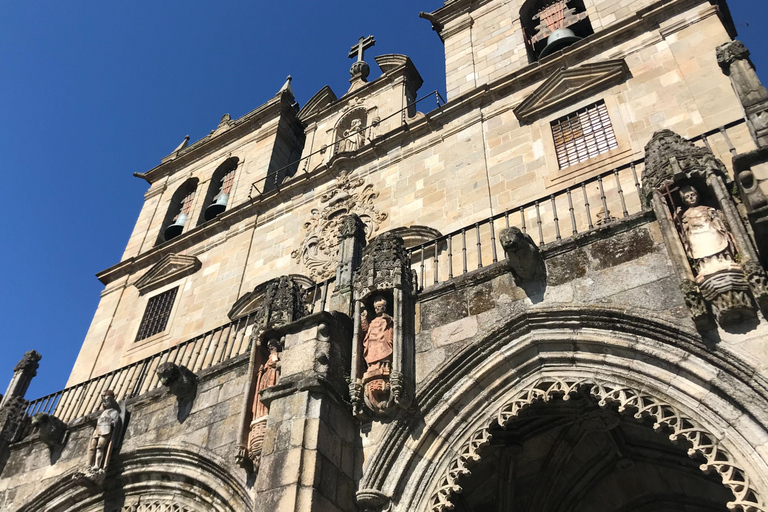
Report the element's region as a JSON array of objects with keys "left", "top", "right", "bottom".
[
  {"left": 135, "top": 287, "right": 178, "bottom": 341},
  {"left": 551, "top": 100, "right": 618, "bottom": 169}
]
